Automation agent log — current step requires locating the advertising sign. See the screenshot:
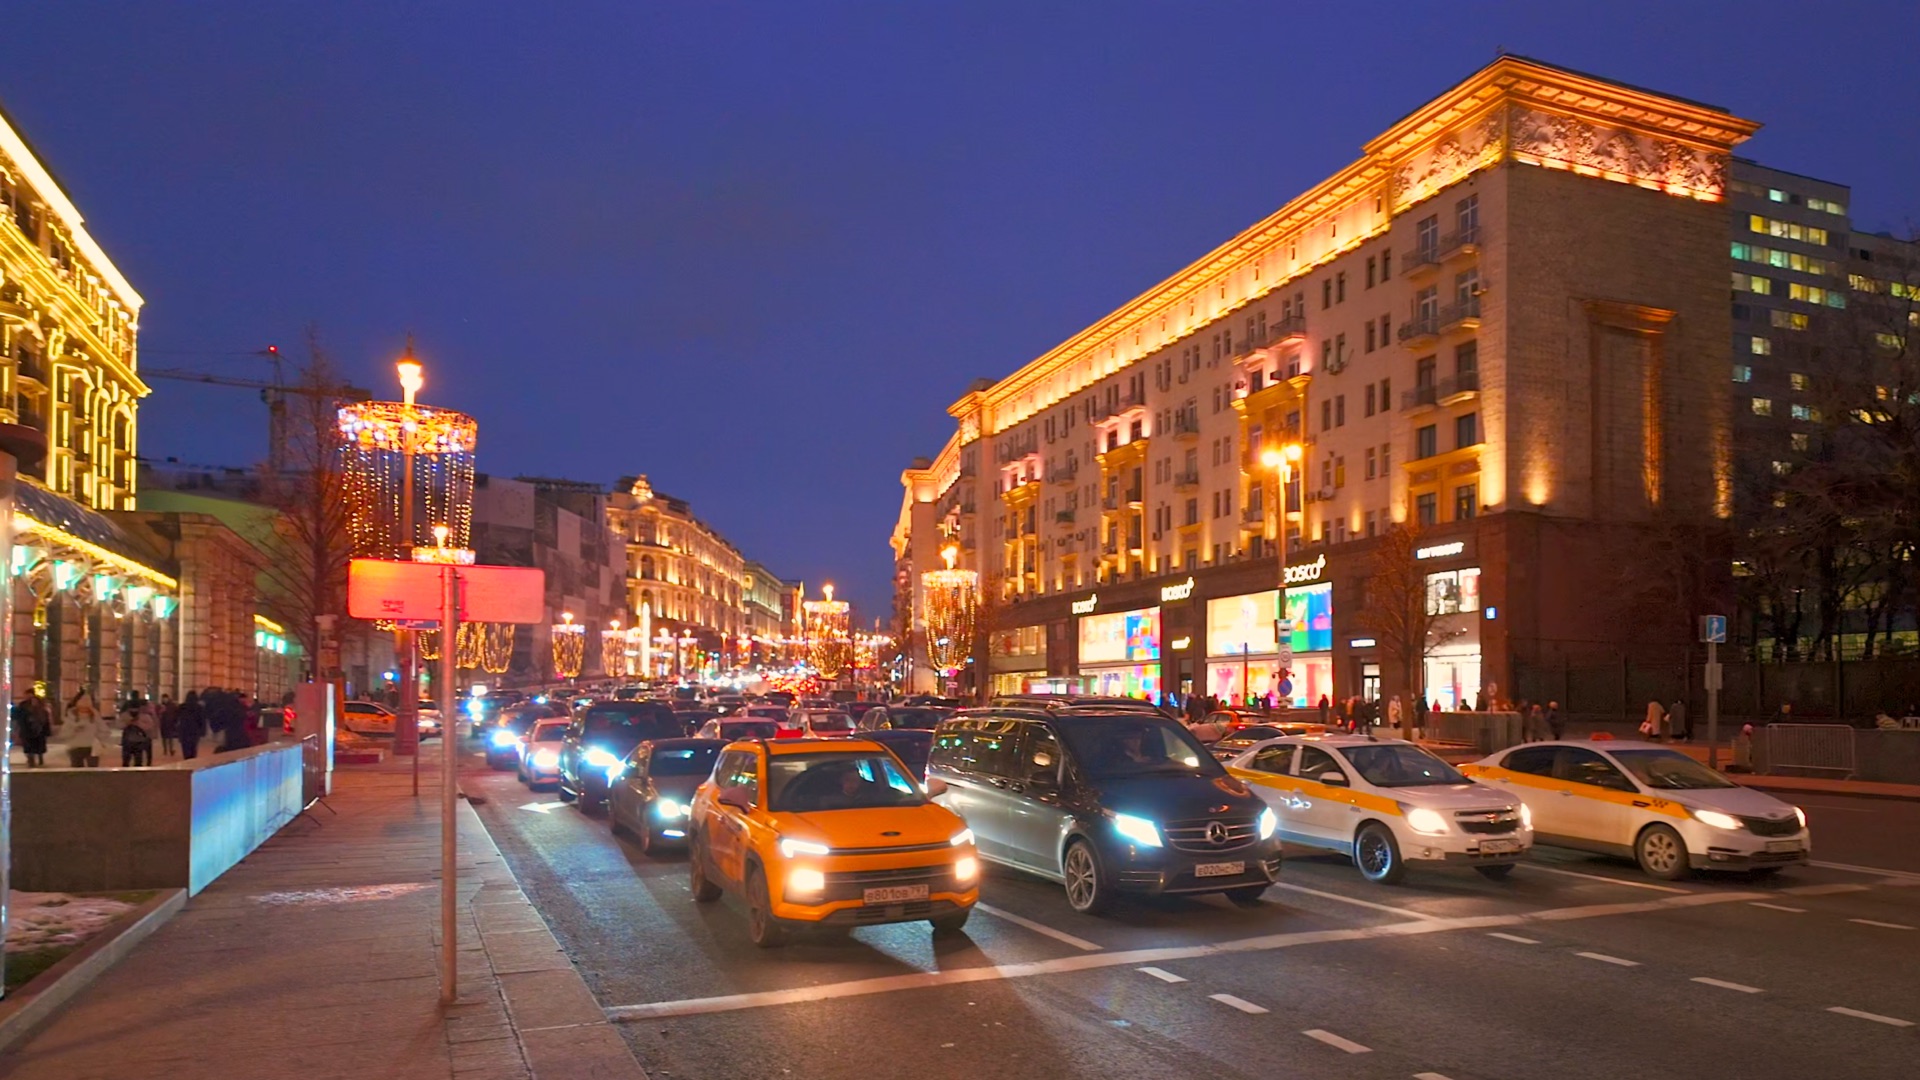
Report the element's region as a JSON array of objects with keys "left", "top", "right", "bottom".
[
  {"left": 1080, "top": 607, "right": 1161, "bottom": 664},
  {"left": 1284, "top": 582, "right": 1333, "bottom": 653},
  {"left": 1206, "top": 590, "right": 1280, "bottom": 656}
]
